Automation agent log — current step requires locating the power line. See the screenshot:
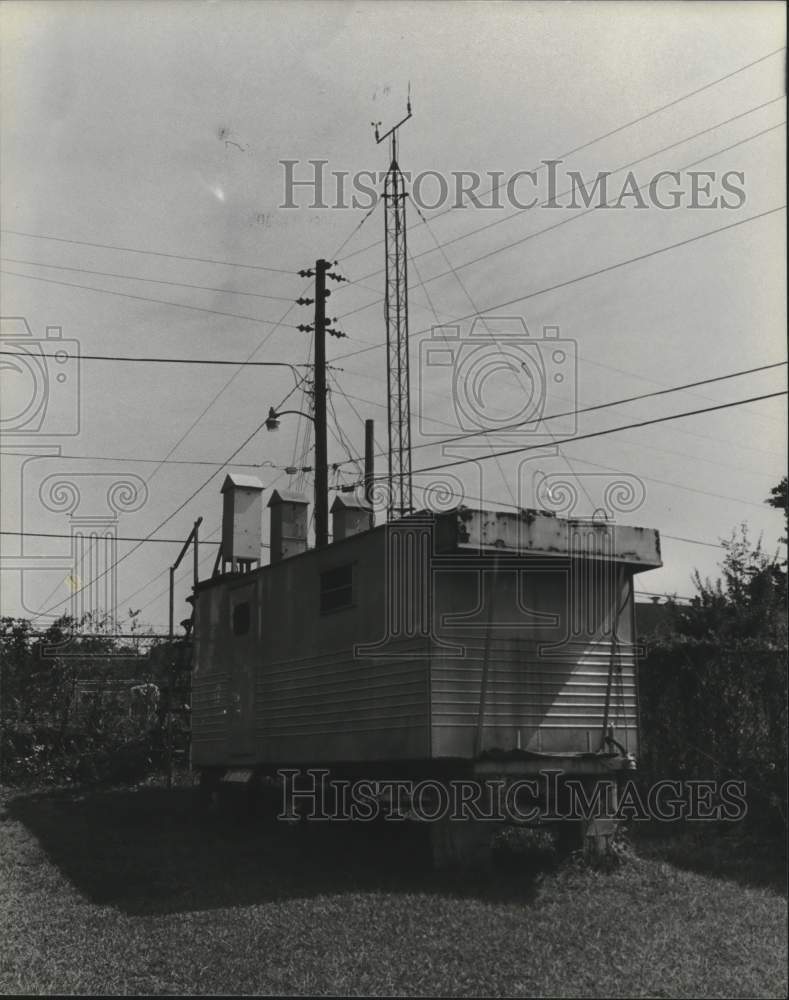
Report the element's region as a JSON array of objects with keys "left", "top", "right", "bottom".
[
  {"left": 547, "top": 452, "right": 775, "bottom": 510},
  {"left": 406, "top": 232, "right": 523, "bottom": 509},
  {"left": 135, "top": 543, "right": 219, "bottom": 615},
  {"left": 117, "top": 527, "right": 223, "bottom": 611},
  {"left": 336, "top": 390, "right": 786, "bottom": 498},
  {"left": 0, "top": 523, "right": 726, "bottom": 577},
  {"left": 0, "top": 257, "right": 296, "bottom": 301},
  {"left": 341, "top": 99, "right": 784, "bottom": 290},
  {"left": 313, "top": 376, "right": 787, "bottom": 467},
  {"left": 327, "top": 386, "right": 363, "bottom": 475},
  {"left": 0, "top": 452, "right": 279, "bottom": 468},
  {"left": 147, "top": 192, "right": 378, "bottom": 501},
  {"left": 1, "top": 518, "right": 730, "bottom": 555},
  {"left": 660, "top": 535, "right": 724, "bottom": 551},
  {"left": 0, "top": 530, "right": 221, "bottom": 545},
  {"left": 0, "top": 229, "right": 298, "bottom": 274},
  {"left": 338, "top": 45, "right": 786, "bottom": 264},
  {"left": 324, "top": 370, "right": 785, "bottom": 507},
  {"left": 0, "top": 349, "right": 307, "bottom": 370},
  {"left": 405, "top": 390, "right": 788, "bottom": 477},
  {"left": 337, "top": 120, "right": 785, "bottom": 314},
  {"left": 407, "top": 97, "right": 785, "bottom": 269},
  {"left": 25, "top": 429, "right": 281, "bottom": 624},
  {"left": 334, "top": 205, "right": 787, "bottom": 364},
  {"left": 25, "top": 204, "right": 384, "bottom": 624},
  {"left": 0, "top": 268, "right": 299, "bottom": 329},
  {"left": 333, "top": 361, "right": 787, "bottom": 465},
  {"left": 413, "top": 121, "right": 786, "bottom": 300},
  {"left": 634, "top": 590, "right": 693, "bottom": 603},
  {"left": 286, "top": 197, "right": 383, "bottom": 484},
  {"left": 327, "top": 367, "right": 387, "bottom": 471}
]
